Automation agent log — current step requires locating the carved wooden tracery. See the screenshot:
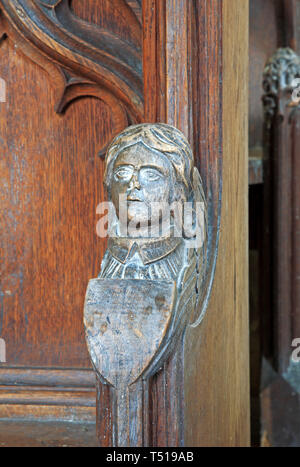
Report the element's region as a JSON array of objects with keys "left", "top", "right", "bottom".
[{"left": 0, "top": 0, "right": 143, "bottom": 155}]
